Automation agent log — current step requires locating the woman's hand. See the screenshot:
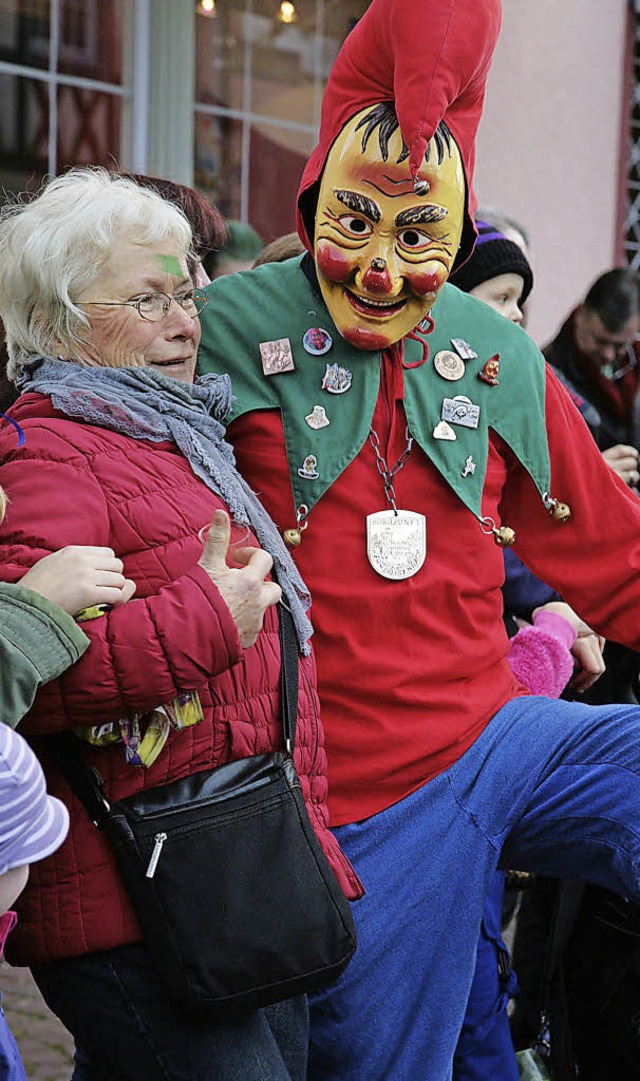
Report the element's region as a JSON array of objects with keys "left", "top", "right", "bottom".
[
  {"left": 20, "top": 546, "right": 136, "bottom": 615},
  {"left": 198, "top": 509, "right": 282, "bottom": 648}
]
